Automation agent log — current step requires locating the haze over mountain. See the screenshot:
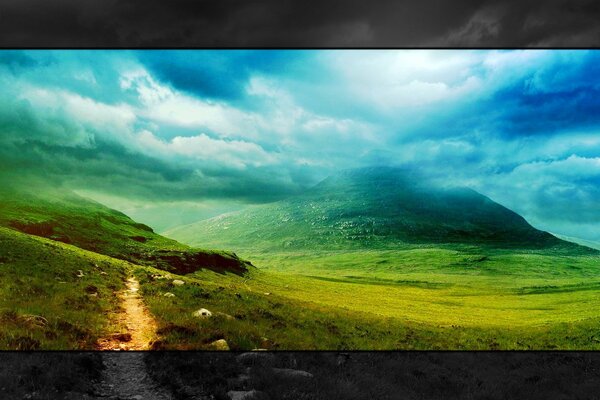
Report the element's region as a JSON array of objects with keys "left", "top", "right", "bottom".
[{"left": 166, "top": 167, "right": 577, "bottom": 252}]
